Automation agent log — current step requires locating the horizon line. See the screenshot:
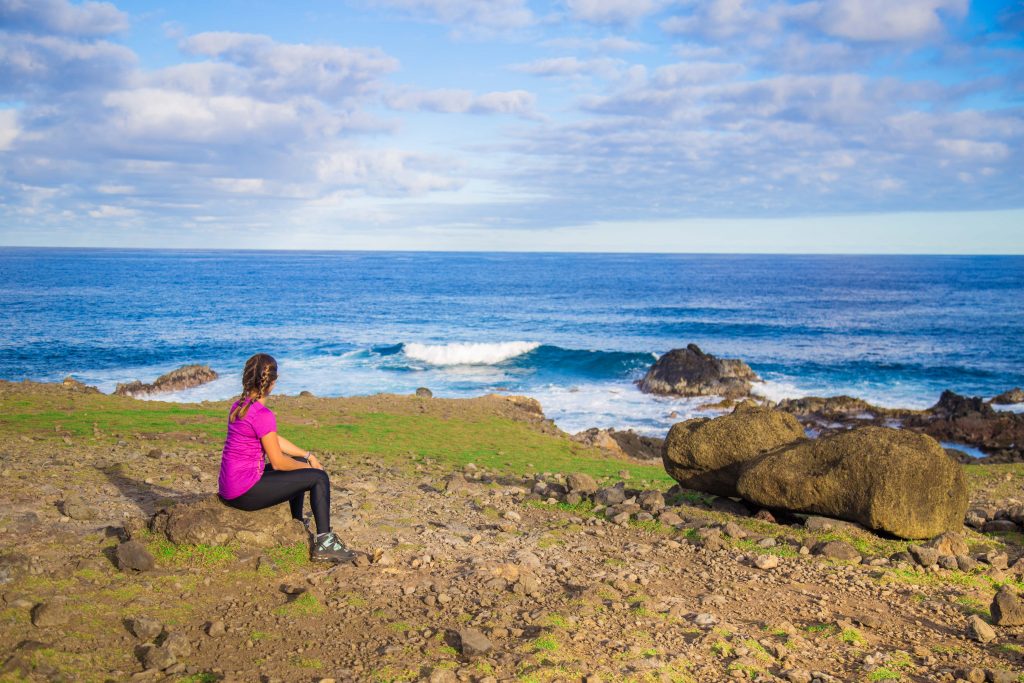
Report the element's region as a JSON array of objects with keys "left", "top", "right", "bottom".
[{"left": 2, "top": 245, "right": 1022, "bottom": 257}]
